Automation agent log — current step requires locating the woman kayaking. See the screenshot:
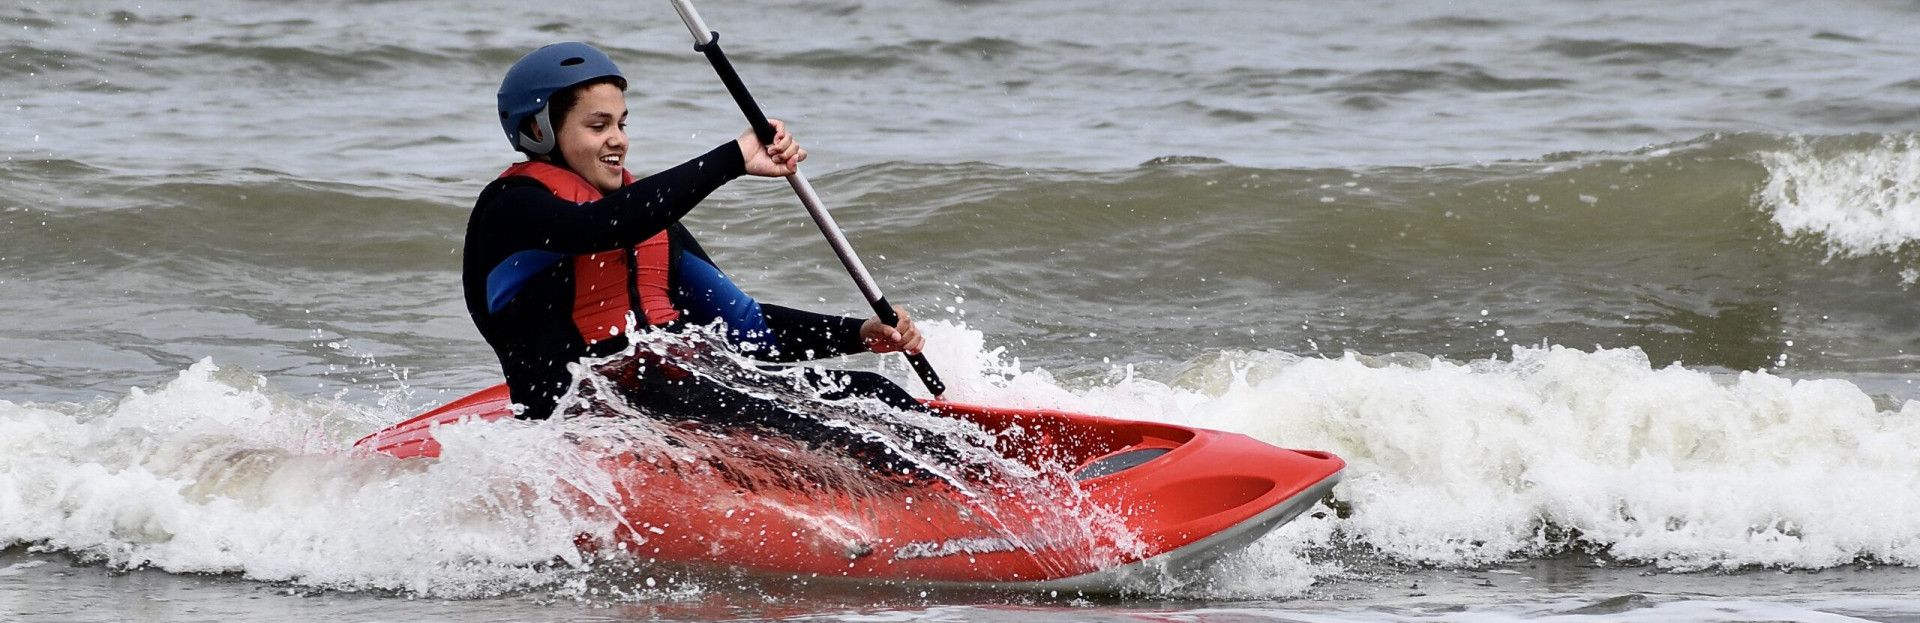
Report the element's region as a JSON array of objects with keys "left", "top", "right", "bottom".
[{"left": 465, "top": 41, "right": 926, "bottom": 429}]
